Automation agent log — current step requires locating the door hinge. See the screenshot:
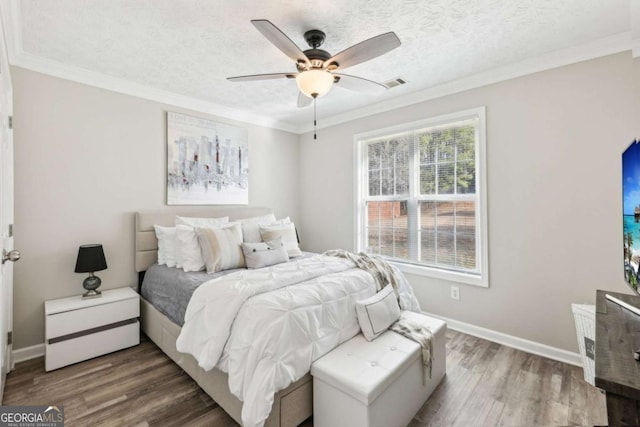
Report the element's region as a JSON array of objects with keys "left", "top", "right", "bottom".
[
  {"left": 7, "top": 116, "right": 12, "bottom": 130},
  {"left": 7, "top": 331, "right": 12, "bottom": 346},
  {"left": 8, "top": 224, "right": 12, "bottom": 238}
]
